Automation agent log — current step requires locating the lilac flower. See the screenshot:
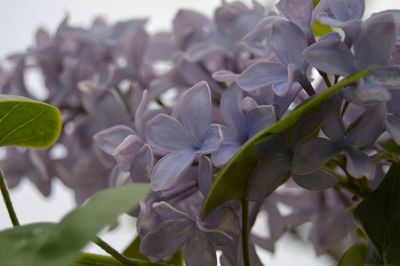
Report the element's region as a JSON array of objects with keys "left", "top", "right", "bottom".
[
  {"left": 211, "top": 85, "right": 276, "bottom": 167},
  {"left": 248, "top": 111, "right": 337, "bottom": 201},
  {"left": 146, "top": 81, "right": 222, "bottom": 191},
  {"left": 237, "top": 17, "right": 315, "bottom": 97},
  {"left": 304, "top": 13, "right": 399, "bottom": 103},
  {"left": 139, "top": 201, "right": 231, "bottom": 265},
  {"left": 292, "top": 96, "right": 386, "bottom": 179},
  {"left": 313, "top": 0, "right": 365, "bottom": 45}
]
